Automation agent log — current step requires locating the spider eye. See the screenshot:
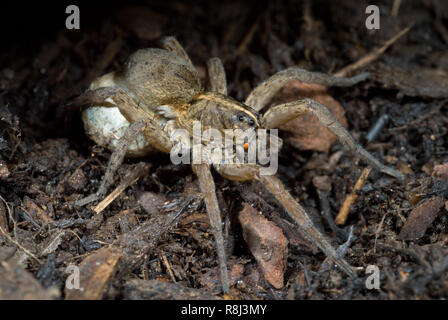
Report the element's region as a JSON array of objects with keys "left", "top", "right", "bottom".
[
  {"left": 238, "top": 115, "right": 244, "bottom": 122},
  {"left": 248, "top": 118, "right": 255, "bottom": 126}
]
